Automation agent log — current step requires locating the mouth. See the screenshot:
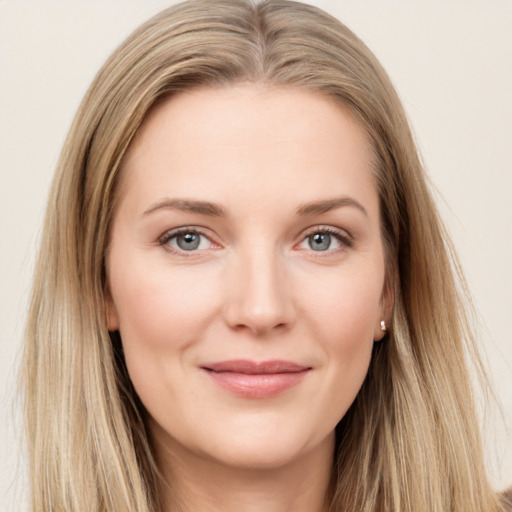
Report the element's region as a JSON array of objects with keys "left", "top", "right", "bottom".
[{"left": 200, "top": 359, "right": 312, "bottom": 398}]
